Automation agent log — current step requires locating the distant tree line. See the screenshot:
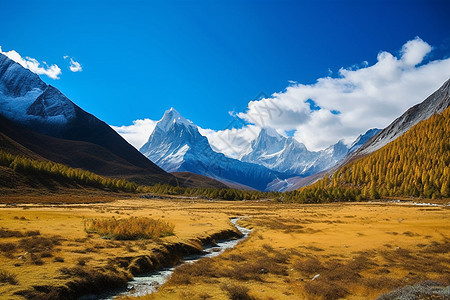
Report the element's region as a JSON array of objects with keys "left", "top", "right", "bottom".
[
  {"left": 0, "top": 149, "right": 276, "bottom": 200},
  {"left": 138, "top": 183, "right": 278, "bottom": 200}
]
